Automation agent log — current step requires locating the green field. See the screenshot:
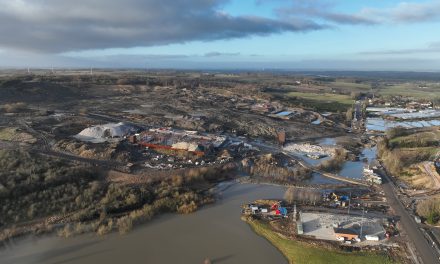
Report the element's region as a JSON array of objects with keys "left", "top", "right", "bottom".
[
  {"left": 379, "top": 128, "right": 440, "bottom": 186},
  {"left": 390, "top": 129, "right": 440, "bottom": 149},
  {"left": 398, "top": 147, "right": 439, "bottom": 160},
  {"left": 248, "top": 220, "right": 395, "bottom": 264},
  {"left": 379, "top": 83, "right": 440, "bottom": 99},
  {"left": 330, "top": 81, "right": 371, "bottom": 91},
  {"left": 286, "top": 92, "right": 354, "bottom": 105},
  {"left": 283, "top": 91, "right": 354, "bottom": 112}
]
